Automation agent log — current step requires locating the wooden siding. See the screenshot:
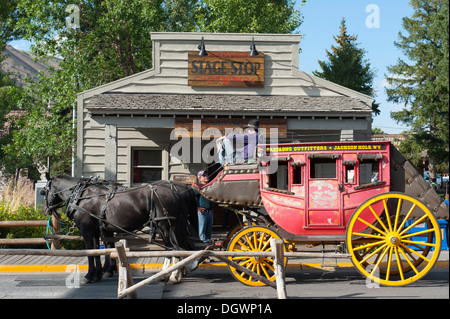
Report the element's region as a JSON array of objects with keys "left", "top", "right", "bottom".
[
  {"left": 108, "top": 33, "right": 332, "bottom": 97},
  {"left": 77, "top": 32, "right": 372, "bottom": 182}
]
